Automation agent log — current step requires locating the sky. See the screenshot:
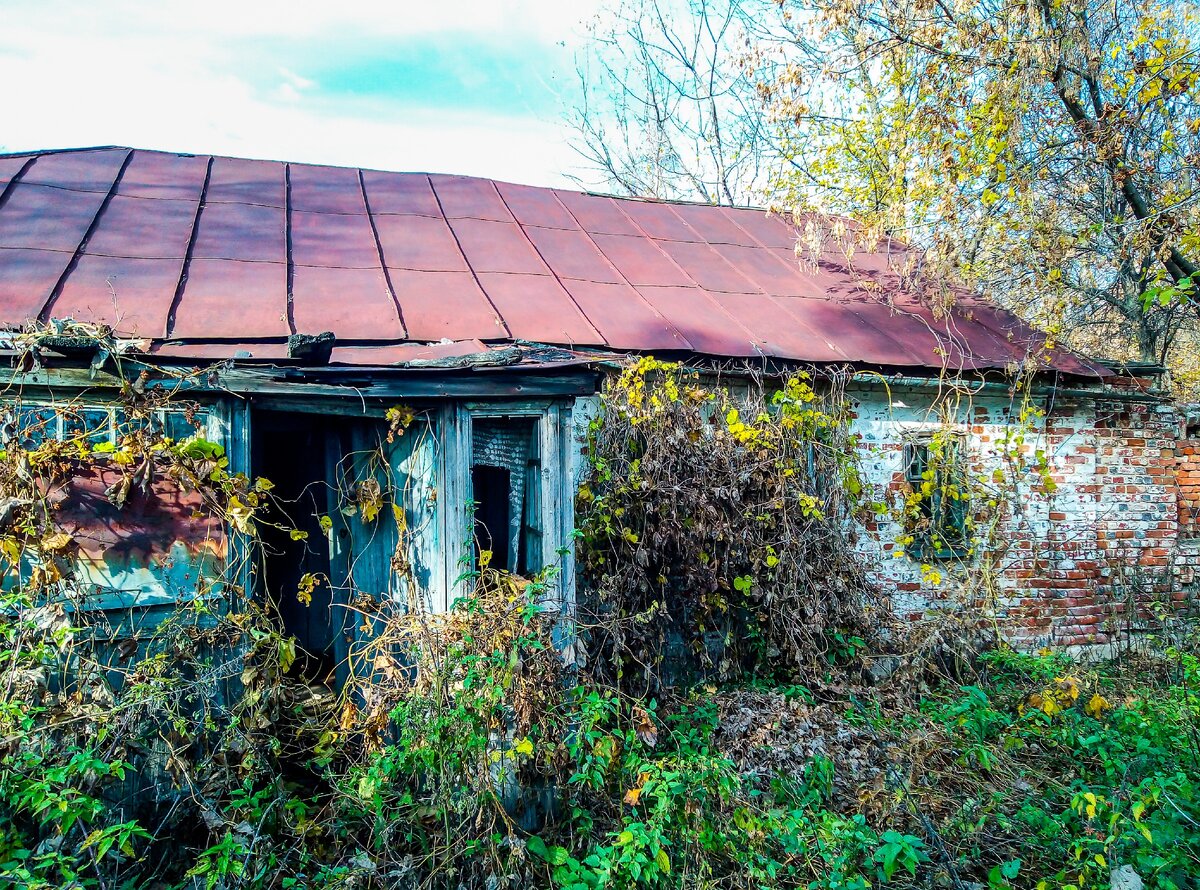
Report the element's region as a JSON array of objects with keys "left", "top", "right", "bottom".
[{"left": 0, "top": 0, "right": 602, "bottom": 187}]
